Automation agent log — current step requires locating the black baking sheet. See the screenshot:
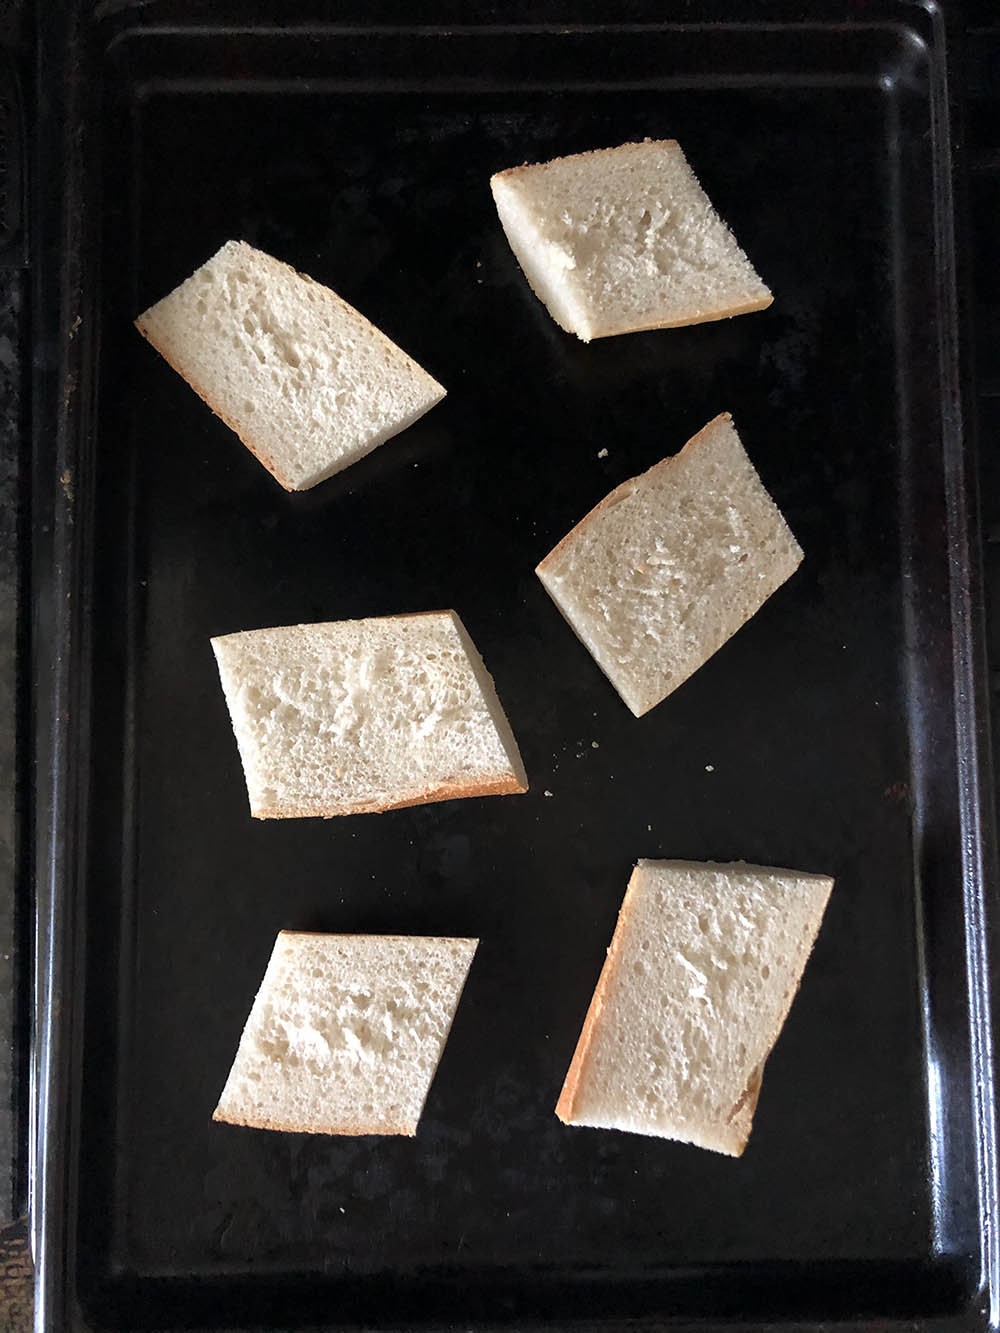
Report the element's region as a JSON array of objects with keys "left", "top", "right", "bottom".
[{"left": 31, "top": 3, "right": 998, "bottom": 1329}]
